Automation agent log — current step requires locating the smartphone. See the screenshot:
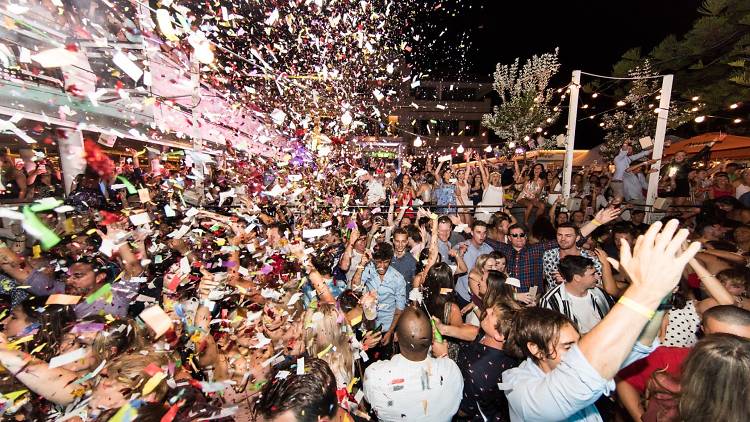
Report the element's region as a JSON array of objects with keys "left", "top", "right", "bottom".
[{"left": 528, "top": 286, "right": 538, "bottom": 298}]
